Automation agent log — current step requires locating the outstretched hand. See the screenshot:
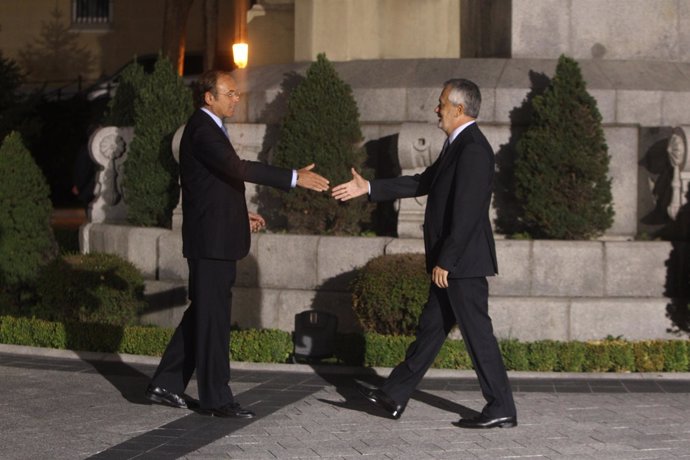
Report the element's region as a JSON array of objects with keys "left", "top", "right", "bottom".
[
  {"left": 332, "top": 168, "right": 369, "bottom": 201},
  {"left": 297, "top": 163, "right": 330, "bottom": 192}
]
